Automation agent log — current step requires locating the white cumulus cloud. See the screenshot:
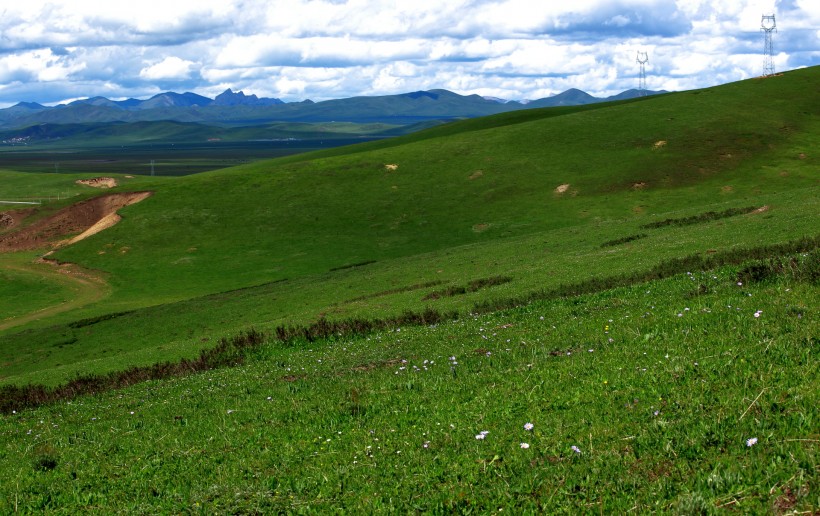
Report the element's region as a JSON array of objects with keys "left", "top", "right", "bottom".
[
  {"left": 0, "top": 0, "right": 816, "bottom": 106},
  {"left": 139, "top": 57, "right": 198, "bottom": 81}
]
